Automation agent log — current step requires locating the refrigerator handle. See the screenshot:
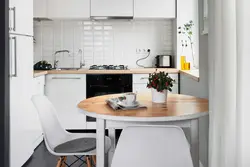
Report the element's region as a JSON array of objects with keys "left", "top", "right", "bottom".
[
  {"left": 9, "top": 7, "right": 16, "bottom": 31},
  {"left": 9, "top": 37, "right": 12, "bottom": 76},
  {"left": 9, "top": 37, "right": 17, "bottom": 77},
  {"left": 13, "top": 37, "right": 17, "bottom": 77},
  {"left": 9, "top": 8, "right": 12, "bottom": 31},
  {"left": 12, "top": 7, "right": 16, "bottom": 31}
]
